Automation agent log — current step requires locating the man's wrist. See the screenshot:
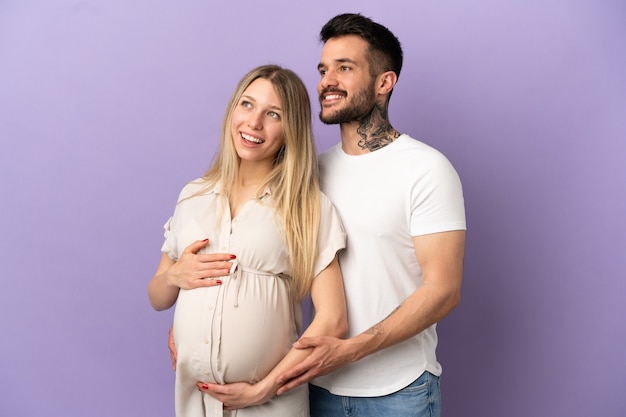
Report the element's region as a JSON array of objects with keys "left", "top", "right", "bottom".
[{"left": 350, "top": 330, "right": 384, "bottom": 362}]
